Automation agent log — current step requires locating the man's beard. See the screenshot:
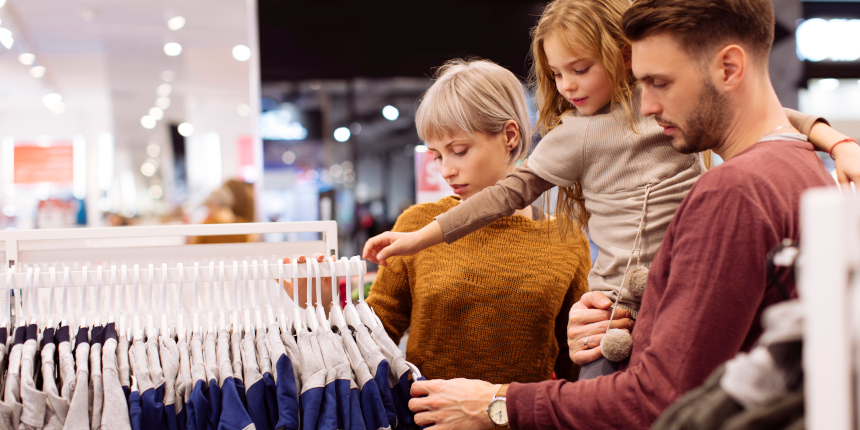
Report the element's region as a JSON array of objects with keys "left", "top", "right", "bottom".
[{"left": 659, "top": 81, "right": 729, "bottom": 154}]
